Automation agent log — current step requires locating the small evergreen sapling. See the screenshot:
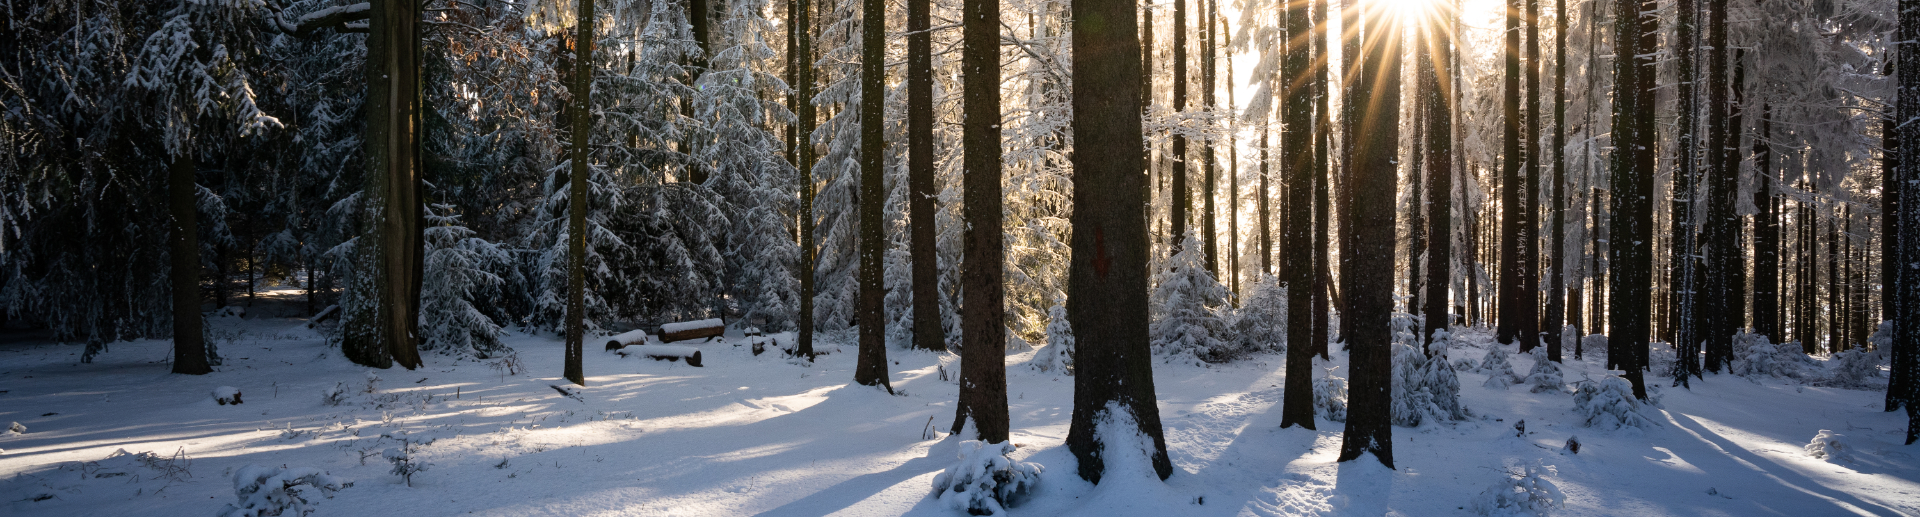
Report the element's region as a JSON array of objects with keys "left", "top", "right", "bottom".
[
  {"left": 217, "top": 465, "right": 352, "bottom": 517},
  {"left": 380, "top": 430, "right": 434, "bottom": 487},
  {"left": 1481, "top": 346, "right": 1520, "bottom": 389},
  {"left": 1804, "top": 429, "right": 1857, "bottom": 464},
  {"left": 1314, "top": 368, "right": 1349, "bottom": 422},
  {"left": 929, "top": 440, "right": 1044, "bottom": 515},
  {"left": 1466, "top": 462, "right": 1564, "bottom": 516},
  {"left": 1571, "top": 376, "right": 1658, "bottom": 431},
  {"left": 1149, "top": 233, "right": 1233, "bottom": 363},
  {"left": 1032, "top": 305, "right": 1075, "bottom": 374},
  {"left": 1523, "top": 348, "right": 1565, "bottom": 393},
  {"left": 1229, "top": 274, "right": 1288, "bottom": 355}
]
